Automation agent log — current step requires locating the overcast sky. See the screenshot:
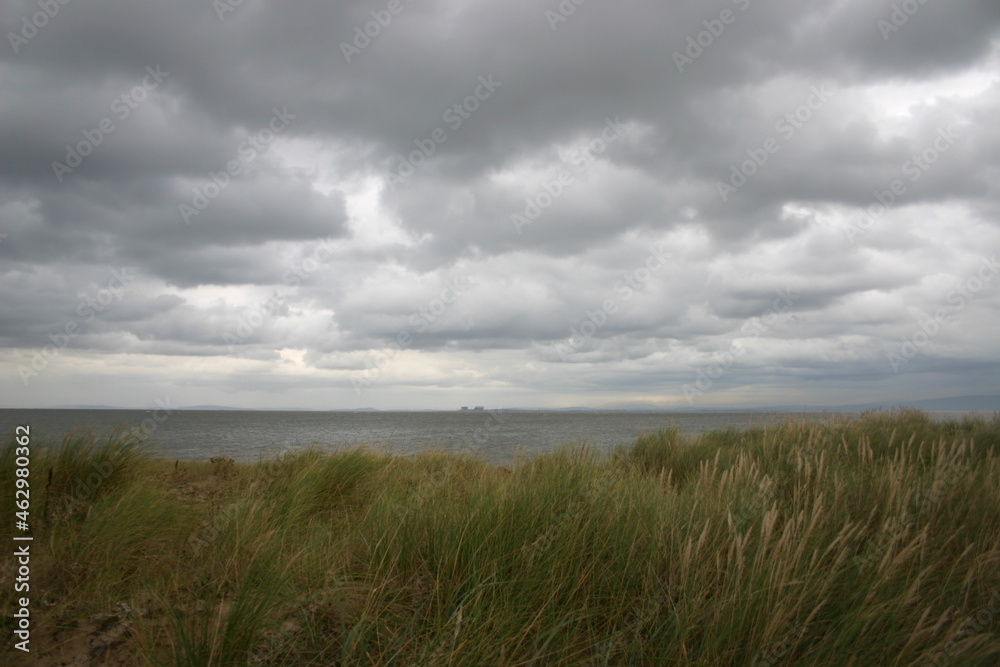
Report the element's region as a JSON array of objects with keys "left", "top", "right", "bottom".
[{"left": 1, "top": 0, "right": 998, "bottom": 410}]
